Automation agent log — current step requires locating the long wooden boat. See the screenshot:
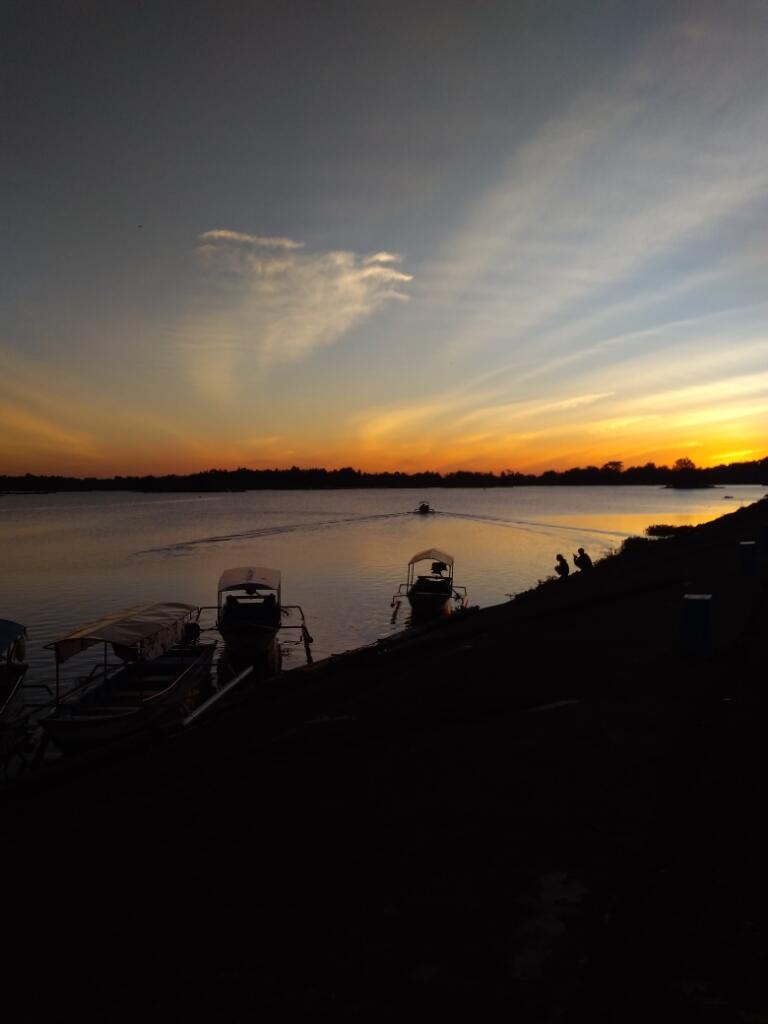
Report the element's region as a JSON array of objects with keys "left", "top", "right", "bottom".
[
  {"left": 0, "top": 619, "right": 28, "bottom": 718},
  {"left": 40, "top": 603, "right": 215, "bottom": 754},
  {"left": 392, "top": 548, "right": 468, "bottom": 621}
]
